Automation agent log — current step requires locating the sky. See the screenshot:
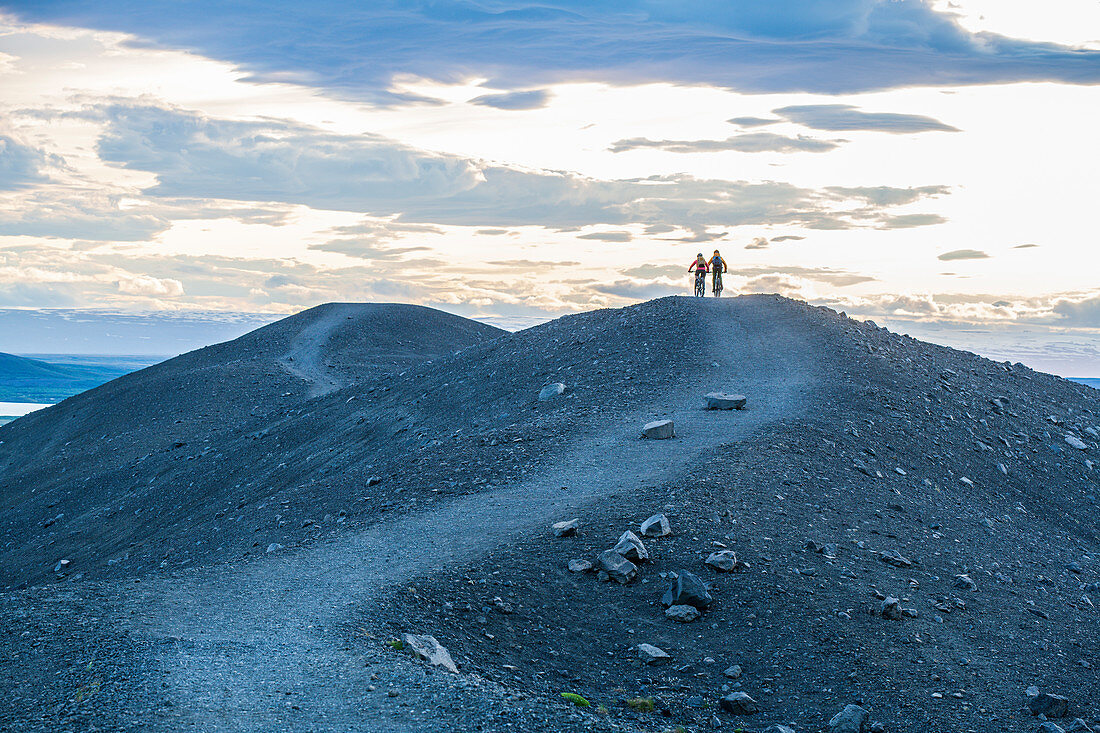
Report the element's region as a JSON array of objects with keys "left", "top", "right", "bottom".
[{"left": 0, "top": 1, "right": 1098, "bottom": 373}]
